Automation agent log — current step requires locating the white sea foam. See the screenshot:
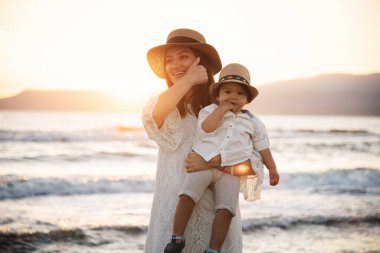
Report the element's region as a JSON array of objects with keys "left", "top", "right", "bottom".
[
  {"left": 0, "top": 175, "right": 155, "bottom": 200},
  {"left": 0, "top": 127, "right": 147, "bottom": 142},
  {"left": 1, "top": 168, "right": 379, "bottom": 200}
]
